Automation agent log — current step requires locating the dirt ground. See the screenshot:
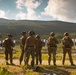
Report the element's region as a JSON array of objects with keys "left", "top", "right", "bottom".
[
  {"left": 0, "top": 59, "right": 76, "bottom": 75},
  {"left": 0, "top": 58, "right": 76, "bottom": 66}
]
